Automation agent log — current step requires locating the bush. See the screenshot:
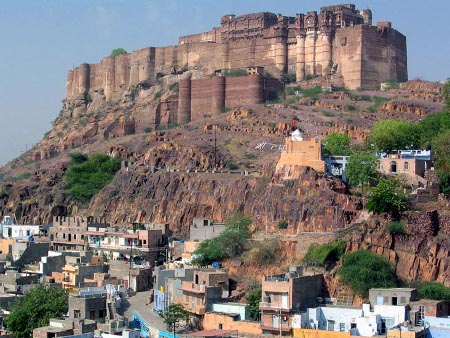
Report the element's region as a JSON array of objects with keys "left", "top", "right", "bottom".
[
  {"left": 110, "top": 48, "right": 127, "bottom": 57},
  {"left": 64, "top": 153, "right": 122, "bottom": 202},
  {"left": 346, "top": 104, "right": 357, "bottom": 111},
  {"left": 278, "top": 220, "right": 288, "bottom": 229},
  {"left": 245, "top": 152, "right": 256, "bottom": 159},
  {"left": 225, "top": 160, "right": 239, "bottom": 170},
  {"left": 338, "top": 250, "right": 398, "bottom": 297},
  {"left": 144, "top": 127, "right": 152, "bottom": 133},
  {"left": 417, "top": 282, "right": 450, "bottom": 301},
  {"left": 386, "top": 222, "right": 406, "bottom": 236},
  {"left": 250, "top": 240, "right": 279, "bottom": 266},
  {"left": 302, "top": 240, "right": 347, "bottom": 266},
  {"left": 191, "top": 213, "right": 252, "bottom": 266},
  {"left": 302, "top": 86, "right": 322, "bottom": 99},
  {"left": 368, "top": 96, "right": 389, "bottom": 113},
  {"left": 366, "top": 178, "right": 407, "bottom": 215},
  {"left": 245, "top": 288, "right": 262, "bottom": 321},
  {"left": 222, "top": 69, "right": 247, "bottom": 77}
]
